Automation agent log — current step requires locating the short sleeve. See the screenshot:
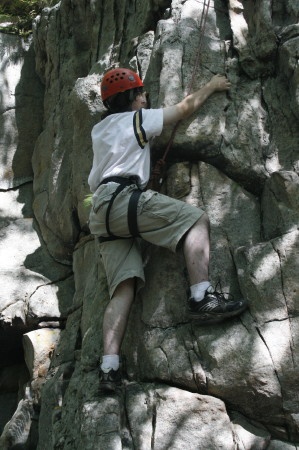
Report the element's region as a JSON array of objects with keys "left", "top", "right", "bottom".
[{"left": 139, "top": 108, "right": 164, "bottom": 140}]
